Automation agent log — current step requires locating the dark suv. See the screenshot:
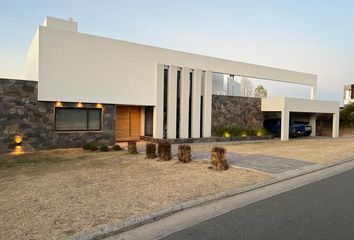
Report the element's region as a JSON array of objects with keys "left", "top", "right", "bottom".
[{"left": 263, "top": 119, "right": 312, "bottom": 137}]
